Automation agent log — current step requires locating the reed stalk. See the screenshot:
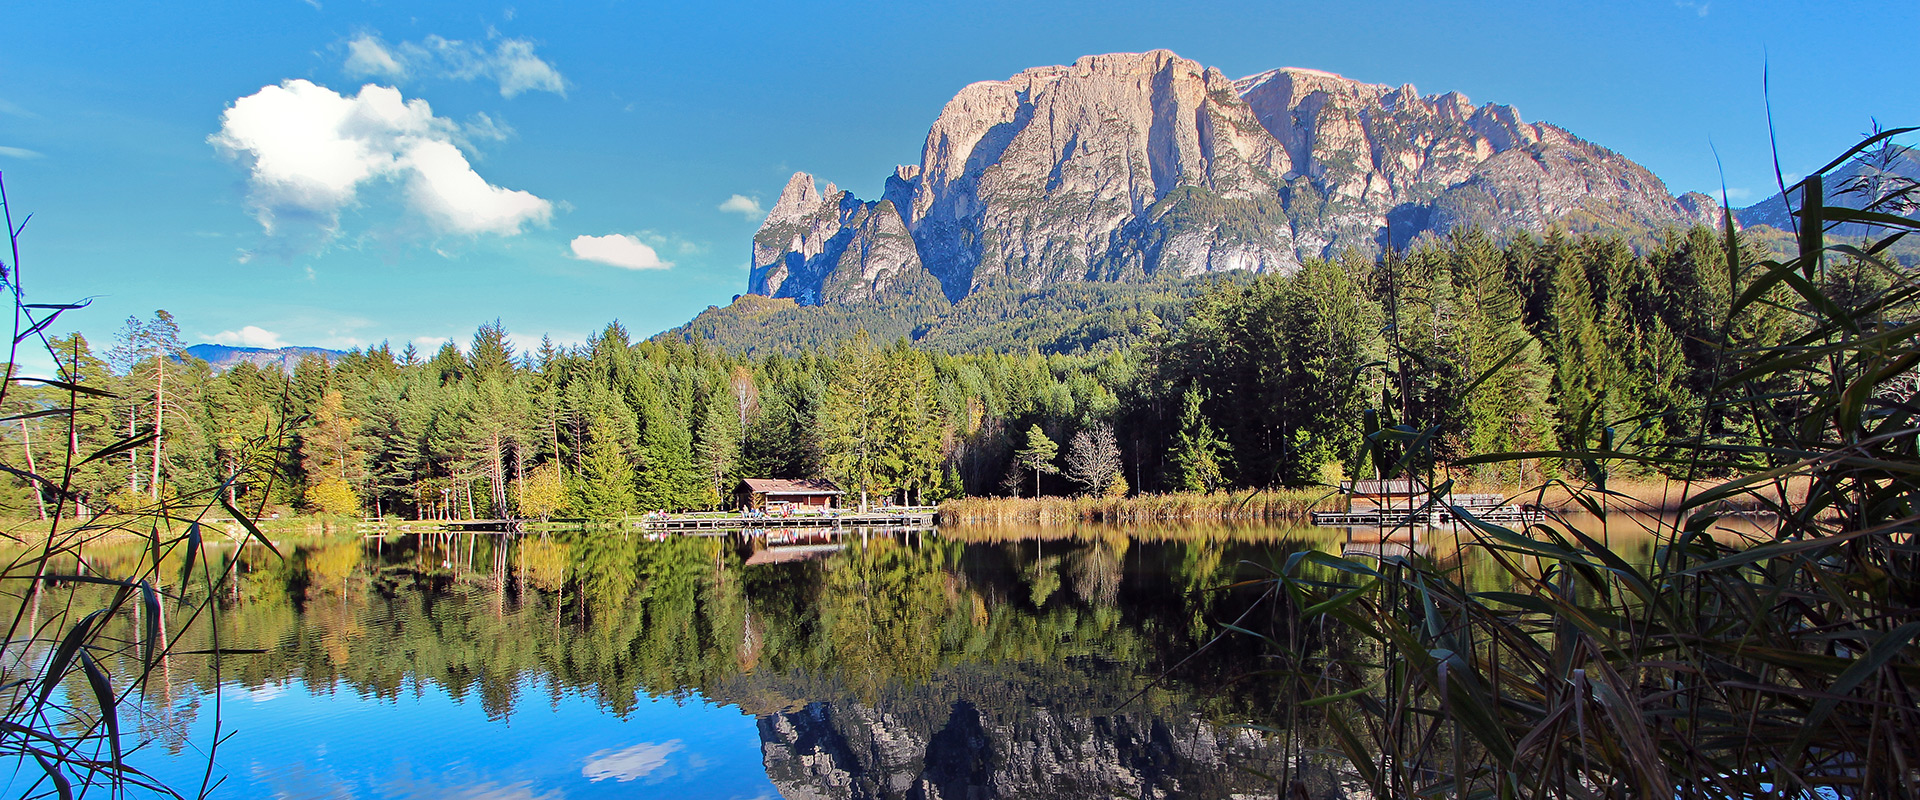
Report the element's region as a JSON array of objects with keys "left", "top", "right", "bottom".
[
  {"left": 0, "top": 174, "right": 288, "bottom": 799},
  {"left": 1256, "top": 130, "right": 1920, "bottom": 799}
]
